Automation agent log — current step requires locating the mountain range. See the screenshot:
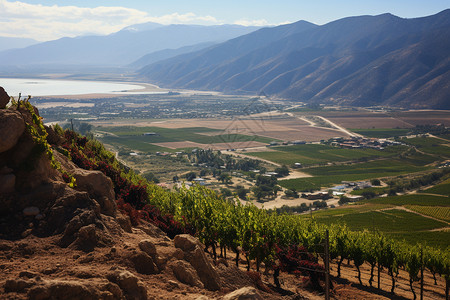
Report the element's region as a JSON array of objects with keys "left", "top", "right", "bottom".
[
  {"left": 0, "top": 24, "right": 259, "bottom": 67},
  {"left": 139, "top": 10, "right": 450, "bottom": 109}
]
